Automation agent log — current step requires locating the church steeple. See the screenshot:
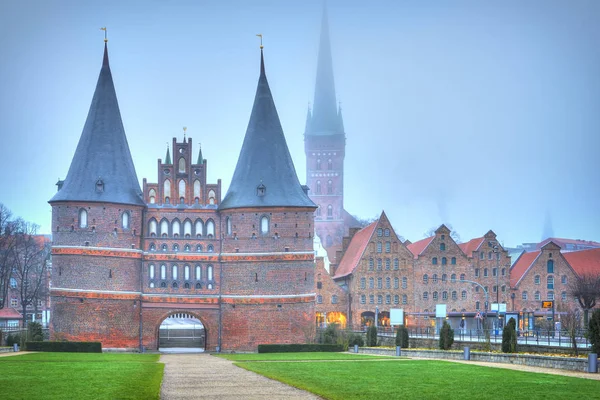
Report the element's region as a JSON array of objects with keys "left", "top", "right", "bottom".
[
  {"left": 196, "top": 144, "right": 204, "bottom": 164},
  {"left": 306, "top": 5, "right": 341, "bottom": 136},
  {"left": 50, "top": 42, "right": 143, "bottom": 206},
  {"left": 165, "top": 144, "right": 171, "bottom": 164},
  {"left": 220, "top": 48, "right": 315, "bottom": 210}
]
